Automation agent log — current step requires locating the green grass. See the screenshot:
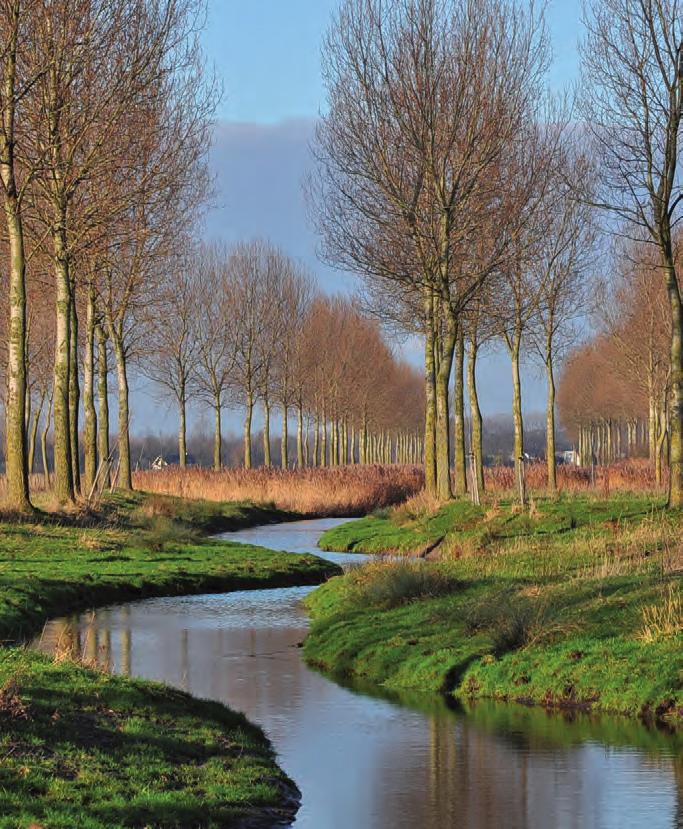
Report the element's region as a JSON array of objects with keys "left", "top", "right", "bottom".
[
  {"left": 306, "top": 494, "right": 683, "bottom": 722},
  {"left": 0, "top": 651, "right": 298, "bottom": 828},
  {"left": 0, "top": 491, "right": 340, "bottom": 828}
]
